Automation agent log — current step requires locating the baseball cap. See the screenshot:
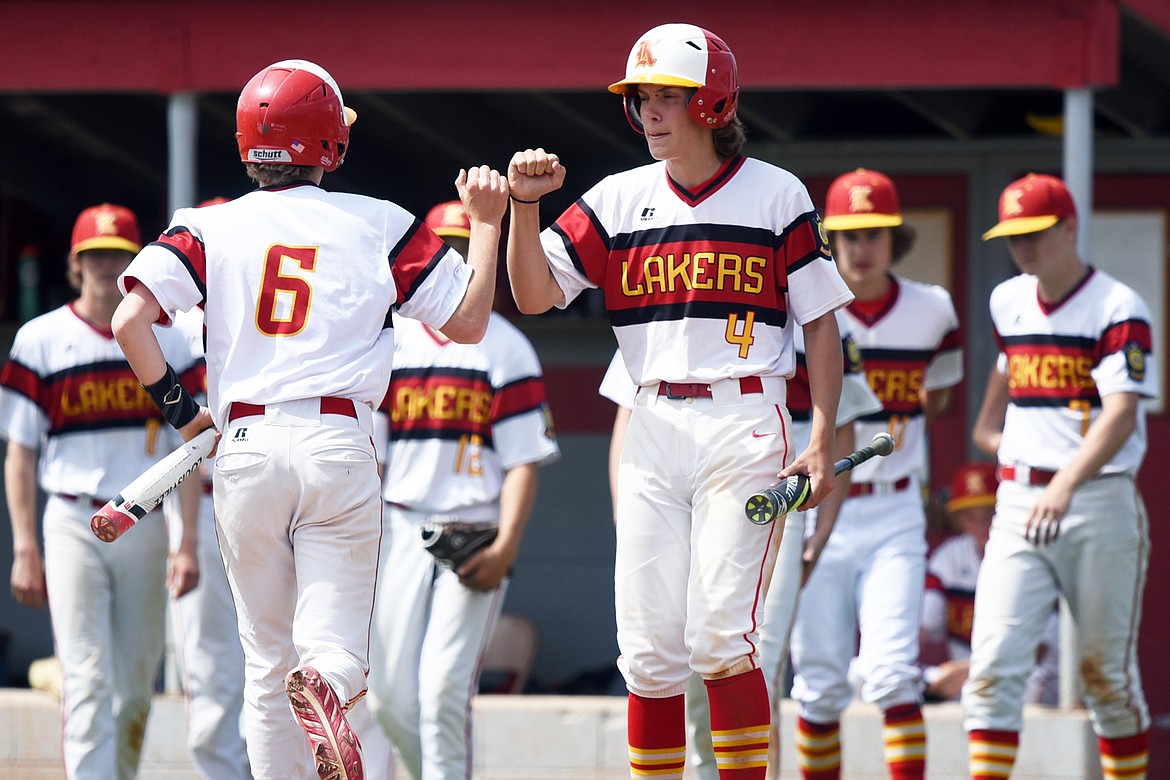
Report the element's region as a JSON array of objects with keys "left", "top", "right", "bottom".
[
  {"left": 822, "top": 168, "right": 903, "bottom": 231},
  {"left": 424, "top": 200, "right": 471, "bottom": 239},
  {"left": 71, "top": 203, "right": 141, "bottom": 254},
  {"left": 197, "top": 196, "right": 230, "bottom": 208},
  {"left": 945, "top": 462, "right": 999, "bottom": 513},
  {"left": 981, "top": 173, "right": 1076, "bottom": 240}
]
